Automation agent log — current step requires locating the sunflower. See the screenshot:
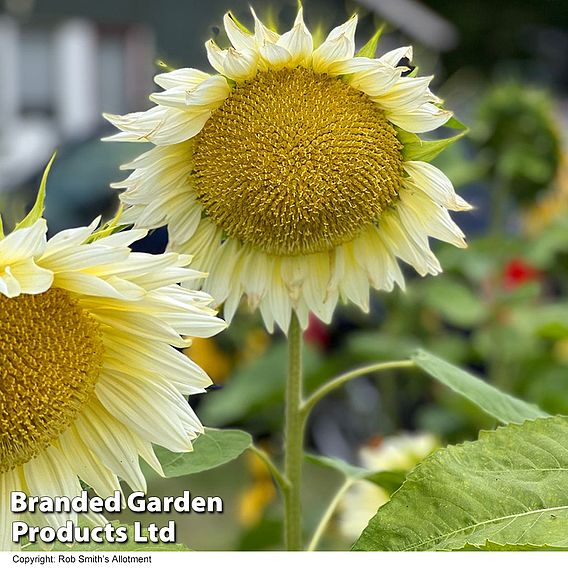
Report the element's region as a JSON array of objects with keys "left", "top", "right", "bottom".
[
  {"left": 0, "top": 210, "right": 225, "bottom": 550},
  {"left": 338, "top": 433, "right": 439, "bottom": 541},
  {"left": 105, "top": 7, "right": 471, "bottom": 332}
]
